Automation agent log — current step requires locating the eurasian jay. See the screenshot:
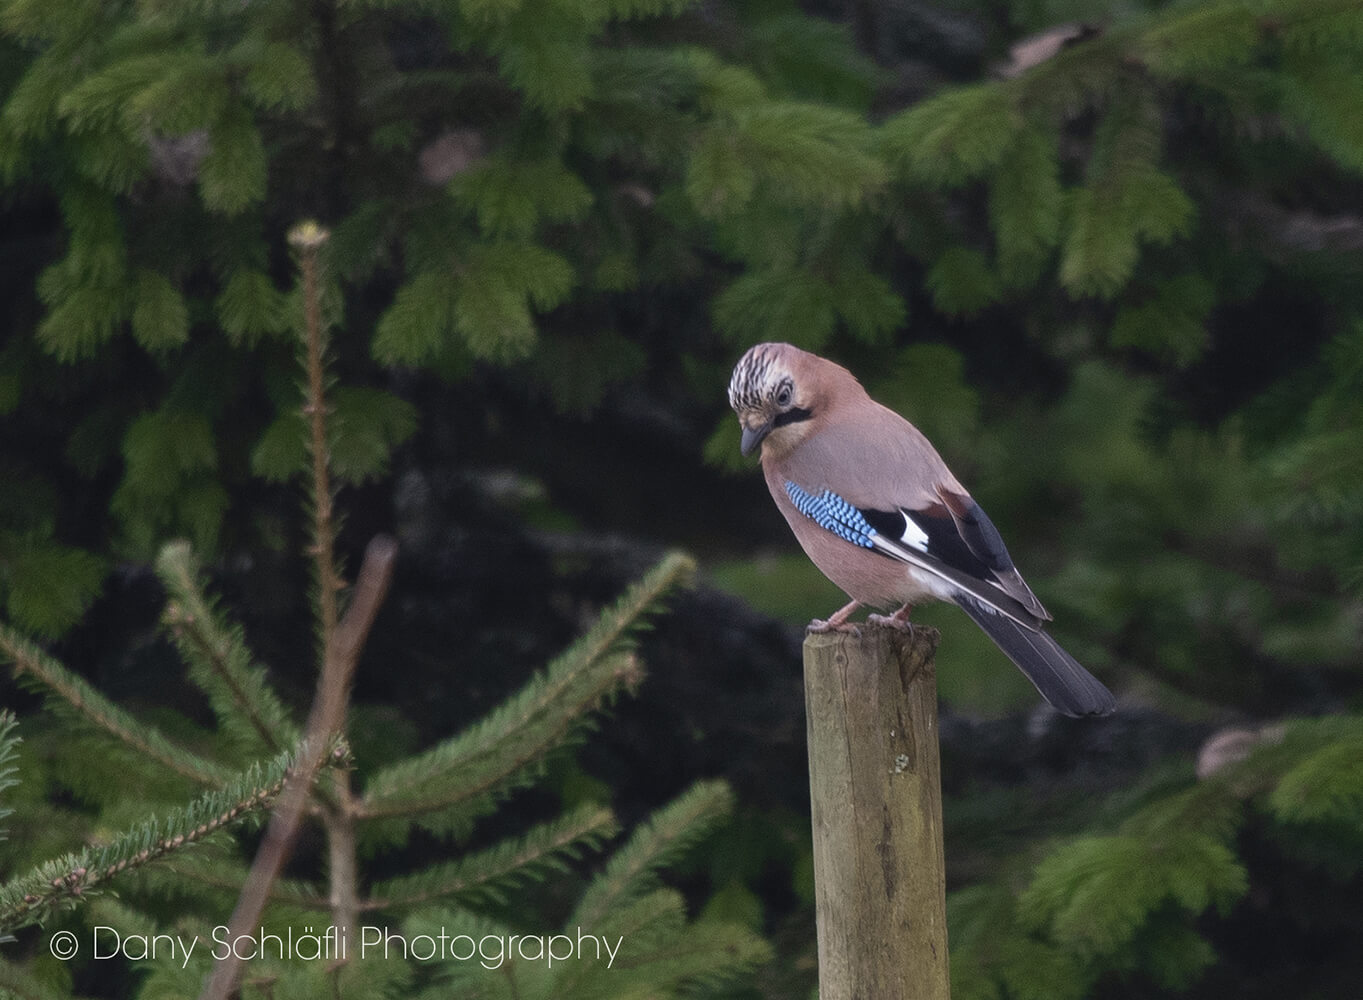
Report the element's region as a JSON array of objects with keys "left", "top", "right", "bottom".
[{"left": 729, "top": 342, "right": 1116, "bottom": 718}]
